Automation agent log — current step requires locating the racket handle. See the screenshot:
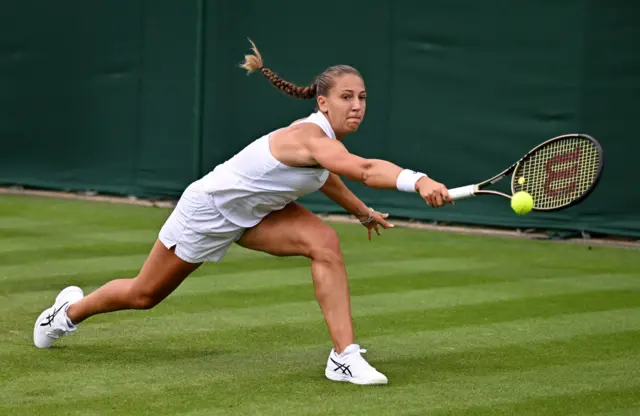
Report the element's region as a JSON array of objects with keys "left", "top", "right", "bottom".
[{"left": 448, "top": 185, "right": 477, "bottom": 200}]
